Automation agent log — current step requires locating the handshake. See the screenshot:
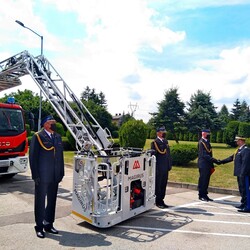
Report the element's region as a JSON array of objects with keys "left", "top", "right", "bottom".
[{"left": 213, "top": 158, "right": 225, "bottom": 165}]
